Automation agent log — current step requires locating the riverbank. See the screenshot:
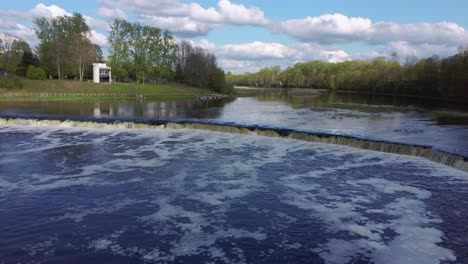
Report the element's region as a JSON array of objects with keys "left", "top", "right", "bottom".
[
  {"left": 0, "top": 79, "right": 219, "bottom": 101},
  {"left": 234, "top": 86, "right": 468, "bottom": 105}
]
